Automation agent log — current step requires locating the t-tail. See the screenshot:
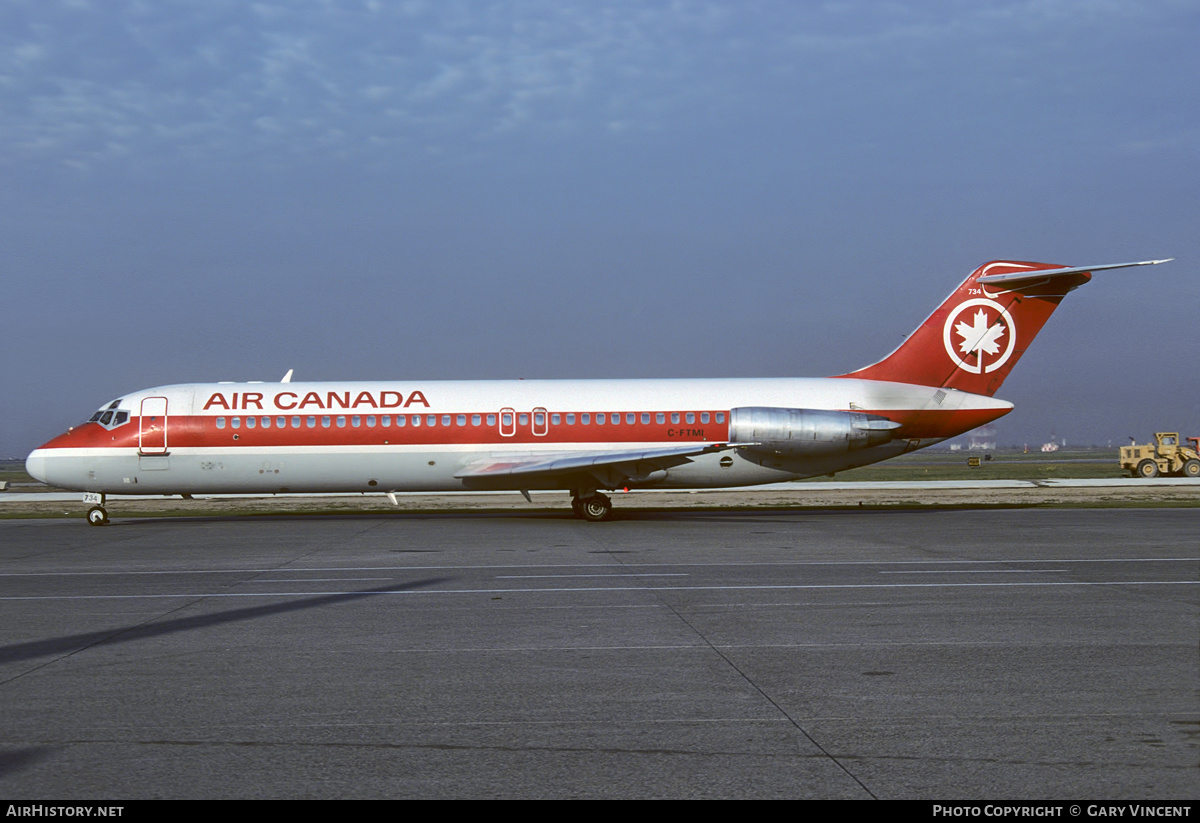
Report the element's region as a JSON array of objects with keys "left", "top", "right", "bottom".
[{"left": 839, "top": 258, "right": 1172, "bottom": 397}]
